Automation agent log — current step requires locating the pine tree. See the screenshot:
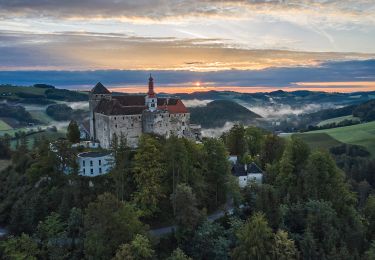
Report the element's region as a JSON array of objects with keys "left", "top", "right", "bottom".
[
  {"left": 67, "top": 120, "right": 80, "bottom": 143},
  {"left": 132, "top": 135, "right": 166, "bottom": 217}
]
